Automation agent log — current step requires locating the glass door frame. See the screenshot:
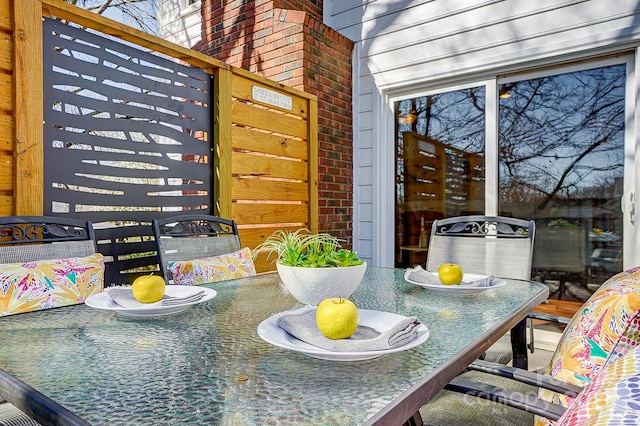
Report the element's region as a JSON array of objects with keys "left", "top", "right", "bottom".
[{"left": 383, "top": 53, "right": 637, "bottom": 269}]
